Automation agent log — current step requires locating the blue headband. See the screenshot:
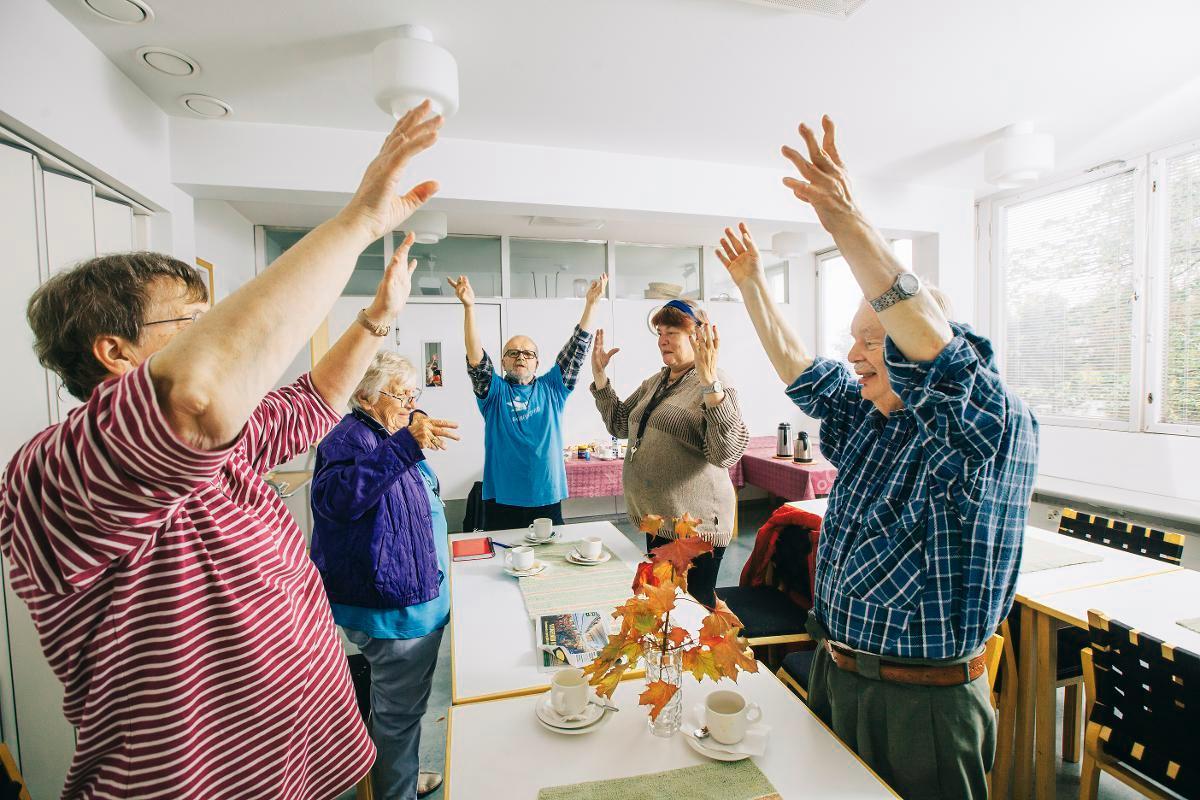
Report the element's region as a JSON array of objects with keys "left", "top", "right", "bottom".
[{"left": 662, "top": 299, "right": 700, "bottom": 322}]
